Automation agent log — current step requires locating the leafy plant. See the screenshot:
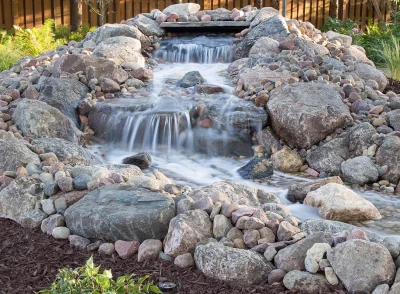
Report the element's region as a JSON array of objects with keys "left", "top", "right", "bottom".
[
  {"left": 39, "top": 256, "right": 163, "bottom": 294},
  {"left": 321, "top": 17, "right": 359, "bottom": 36},
  {"left": 373, "top": 35, "right": 400, "bottom": 80},
  {"left": 68, "top": 23, "right": 97, "bottom": 42}
]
